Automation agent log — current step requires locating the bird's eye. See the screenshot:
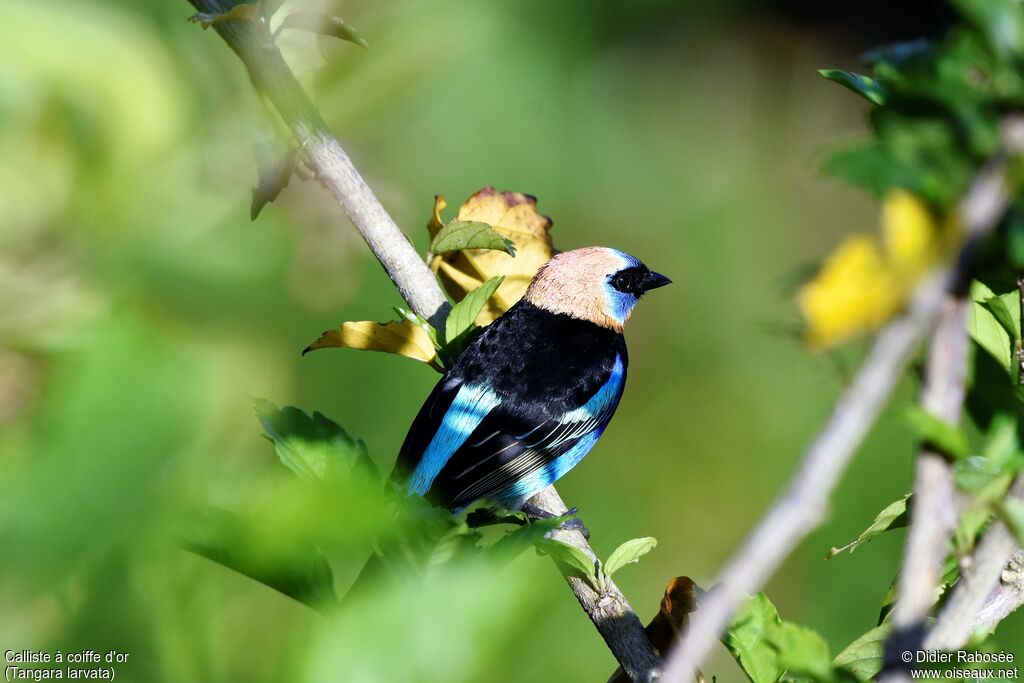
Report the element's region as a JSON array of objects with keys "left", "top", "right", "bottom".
[{"left": 609, "top": 267, "right": 647, "bottom": 296}]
